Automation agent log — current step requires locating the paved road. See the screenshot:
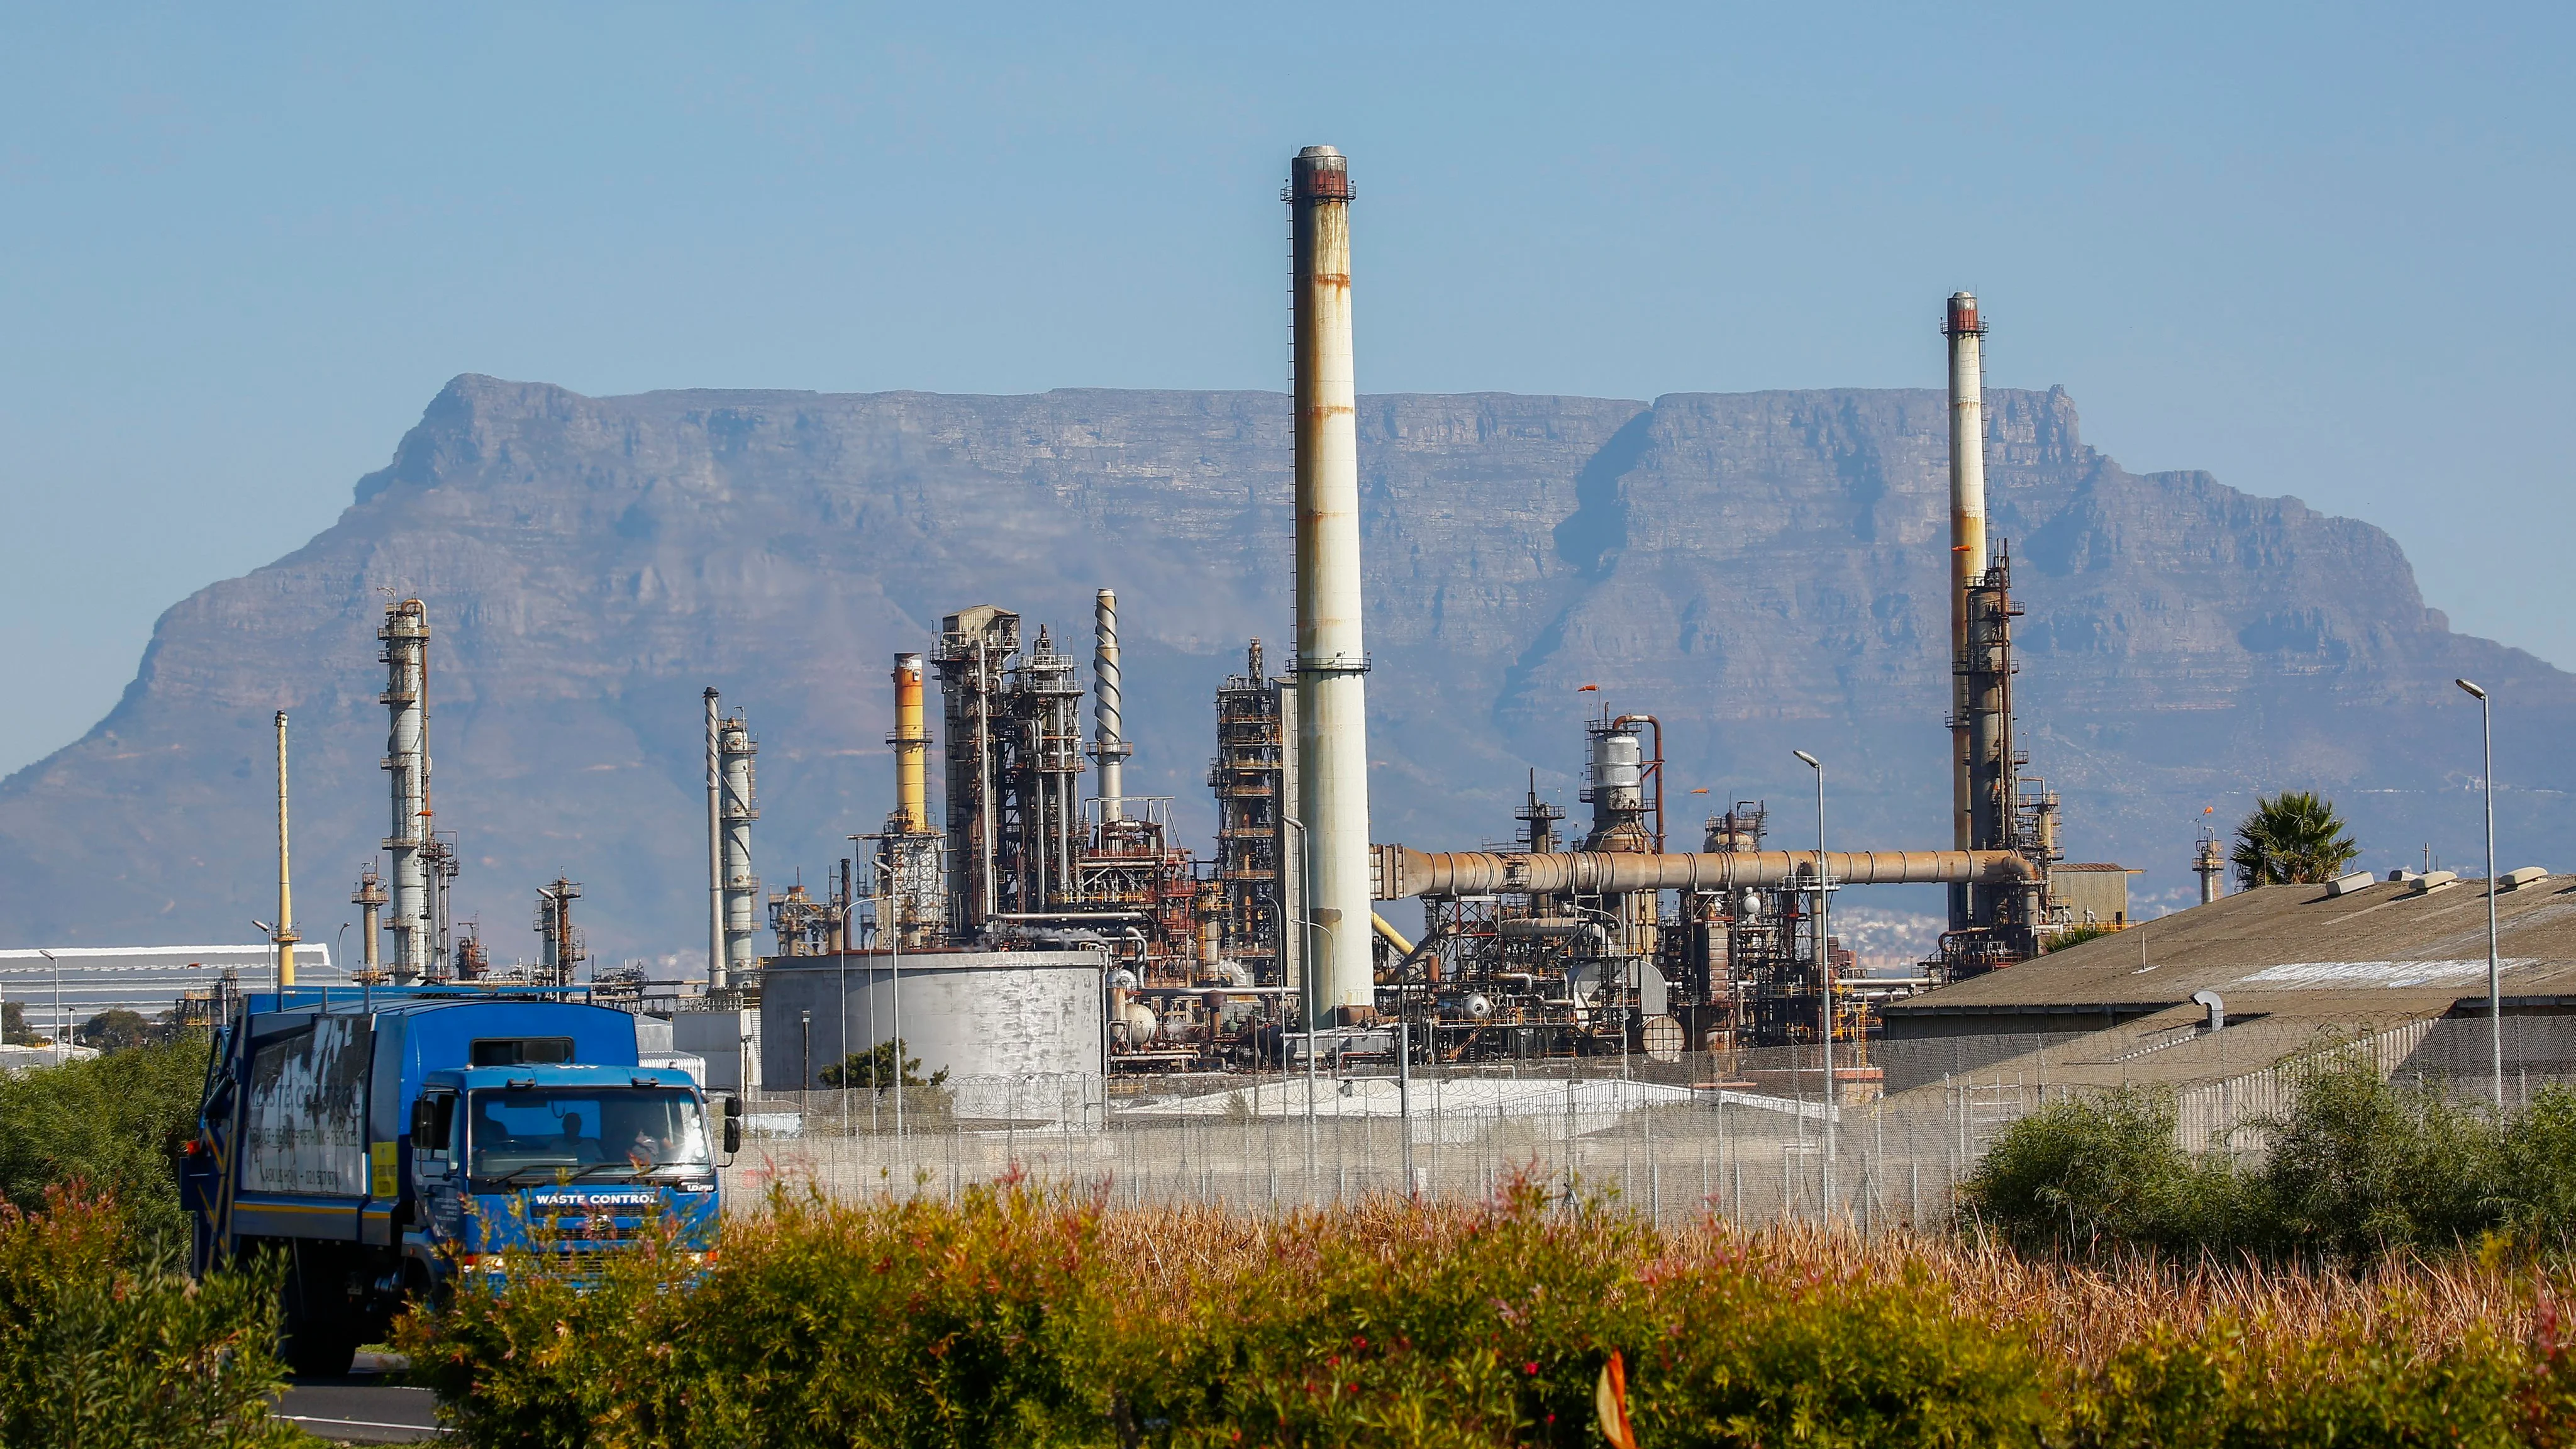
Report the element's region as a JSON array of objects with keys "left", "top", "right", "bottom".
[{"left": 275, "top": 1353, "right": 441, "bottom": 1444}]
